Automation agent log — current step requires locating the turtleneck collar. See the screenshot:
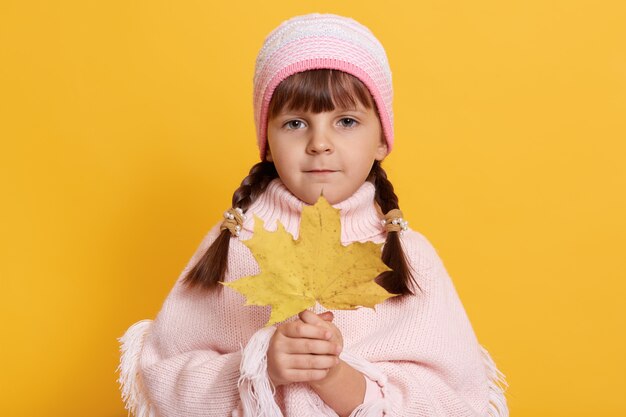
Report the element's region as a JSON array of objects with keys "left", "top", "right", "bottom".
[{"left": 240, "top": 178, "right": 386, "bottom": 244}]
